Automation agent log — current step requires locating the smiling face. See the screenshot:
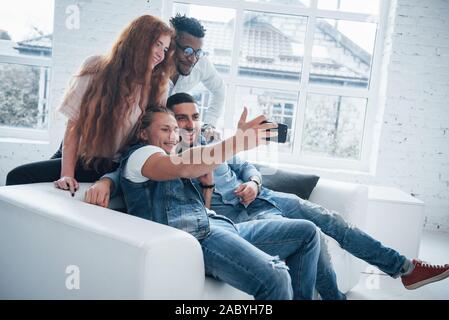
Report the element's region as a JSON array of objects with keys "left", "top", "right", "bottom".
[
  {"left": 149, "top": 34, "right": 171, "bottom": 70},
  {"left": 174, "top": 31, "right": 204, "bottom": 76},
  {"left": 171, "top": 102, "right": 201, "bottom": 147},
  {"left": 141, "top": 112, "right": 179, "bottom": 153}
]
